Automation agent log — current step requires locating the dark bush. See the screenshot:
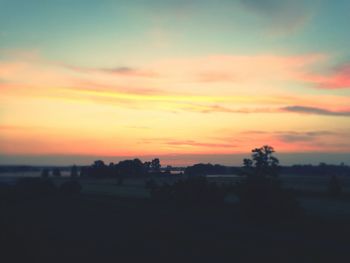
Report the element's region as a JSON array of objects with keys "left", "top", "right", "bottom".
[{"left": 59, "top": 180, "right": 82, "bottom": 195}]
